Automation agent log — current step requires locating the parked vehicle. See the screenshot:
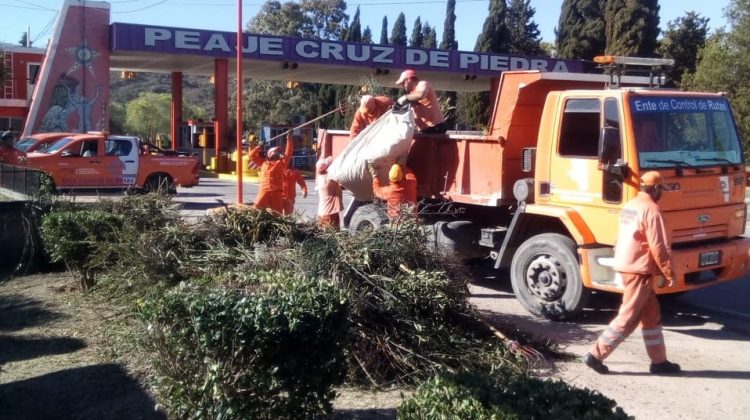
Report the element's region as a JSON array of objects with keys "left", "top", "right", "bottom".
[
  {"left": 15, "top": 132, "right": 76, "bottom": 153},
  {"left": 319, "top": 56, "right": 750, "bottom": 320},
  {"left": 24, "top": 132, "right": 200, "bottom": 193}
]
